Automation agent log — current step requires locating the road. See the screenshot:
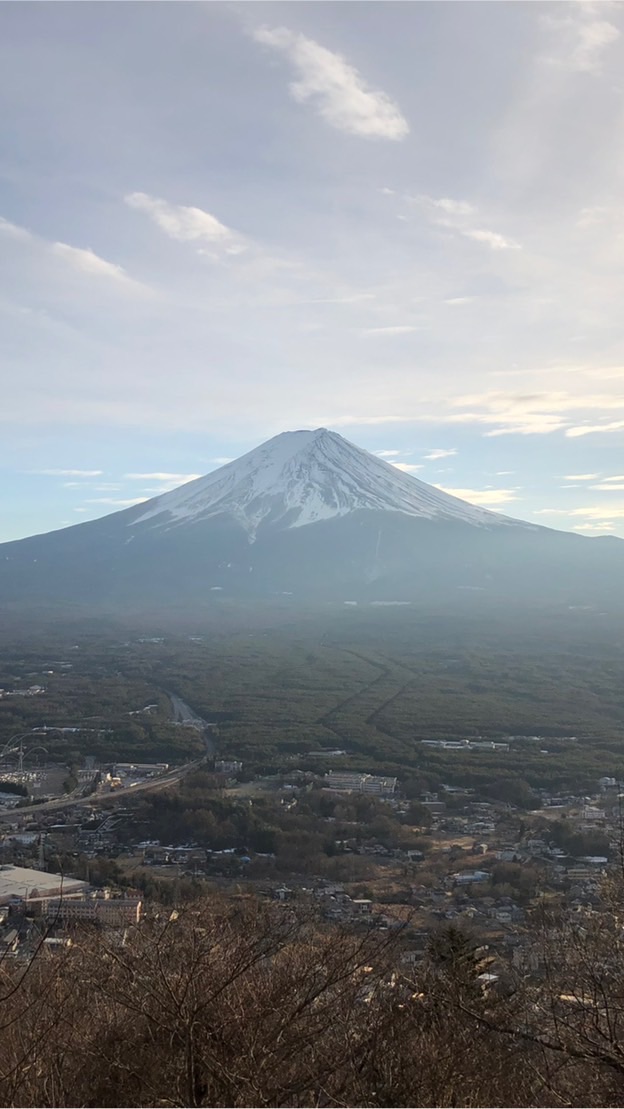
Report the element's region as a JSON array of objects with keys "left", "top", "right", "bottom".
[
  {"left": 1, "top": 693, "right": 216, "bottom": 826},
  {"left": 167, "top": 692, "right": 217, "bottom": 757},
  {"left": 2, "top": 760, "right": 204, "bottom": 825}
]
